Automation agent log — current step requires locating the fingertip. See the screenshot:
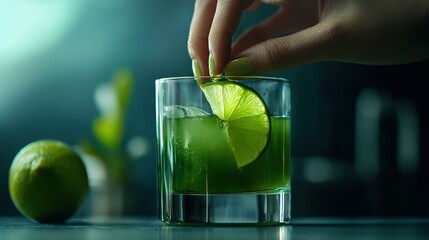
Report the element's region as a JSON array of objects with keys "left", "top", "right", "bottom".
[
  {"left": 192, "top": 59, "right": 202, "bottom": 77},
  {"left": 208, "top": 34, "right": 232, "bottom": 76},
  {"left": 208, "top": 52, "right": 216, "bottom": 76},
  {"left": 208, "top": 52, "right": 223, "bottom": 78},
  {"left": 192, "top": 60, "right": 207, "bottom": 85}
]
